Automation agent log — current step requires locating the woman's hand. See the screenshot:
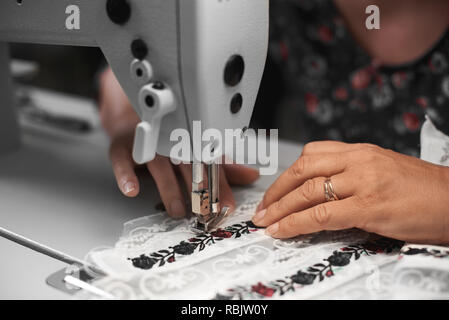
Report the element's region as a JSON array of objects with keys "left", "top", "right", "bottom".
[
  {"left": 253, "top": 141, "right": 449, "bottom": 244},
  {"left": 98, "top": 67, "right": 259, "bottom": 218}
]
